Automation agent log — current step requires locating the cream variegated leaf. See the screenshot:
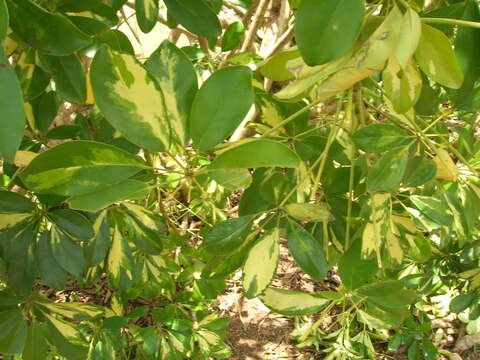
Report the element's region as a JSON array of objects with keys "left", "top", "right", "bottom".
[
  {"left": 243, "top": 229, "right": 279, "bottom": 298},
  {"left": 394, "top": 8, "right": 422, "bottom": 69},
  {"left": 385, "top": 222, "right": 404, "bottom": 264},
  {"left": 362, "top": 193, "right": 391, "bottom": 262},
  {"left": 145, "top": 40, "right": 198, "bottom": 145},
  {"left": 383, "top": 57, "right": 422, "bottom": 114},
  {"left": 285, "top": 203, "right": 331, "bottom": 222},
  {"left": 91, "top": 47, "right": 171, "bottom": 152}
]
